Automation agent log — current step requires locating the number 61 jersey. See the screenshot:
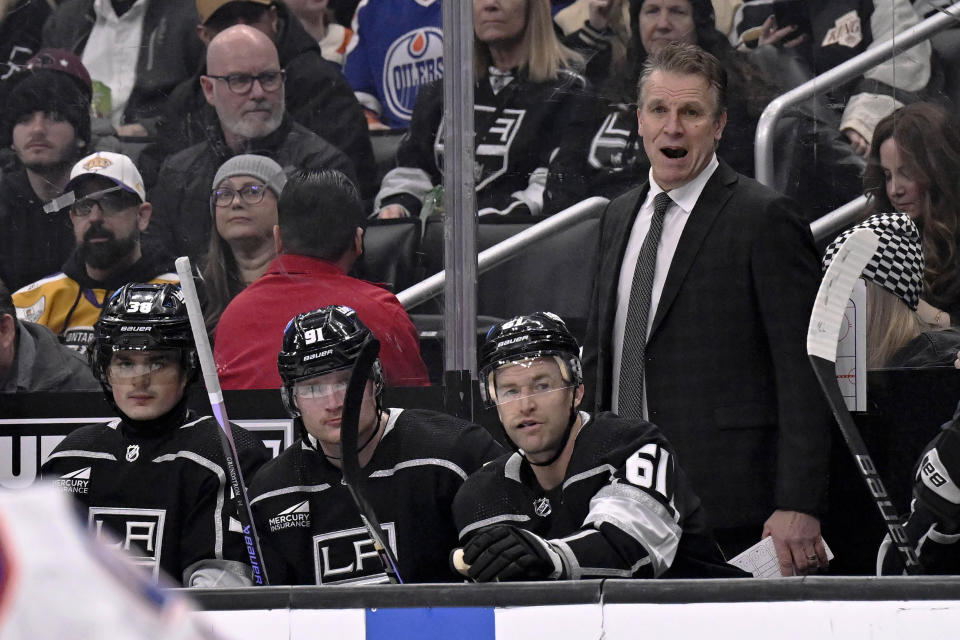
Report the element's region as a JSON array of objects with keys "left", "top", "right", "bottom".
[{"left": 452, "top": 412, "right": 747, "bottom": 579}]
